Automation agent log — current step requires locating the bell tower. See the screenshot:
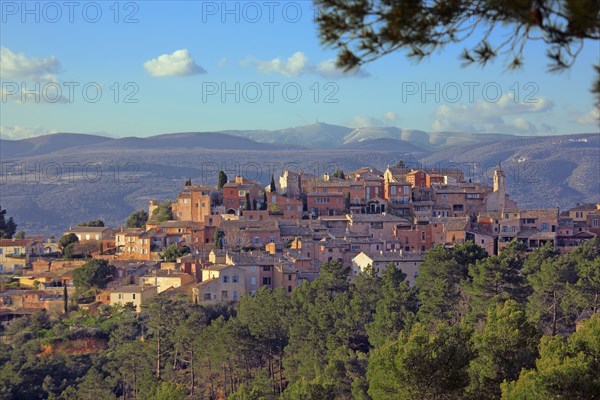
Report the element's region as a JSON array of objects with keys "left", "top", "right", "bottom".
[{"left": 493, "top": 164, "right": 506, "bottom": 210}]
